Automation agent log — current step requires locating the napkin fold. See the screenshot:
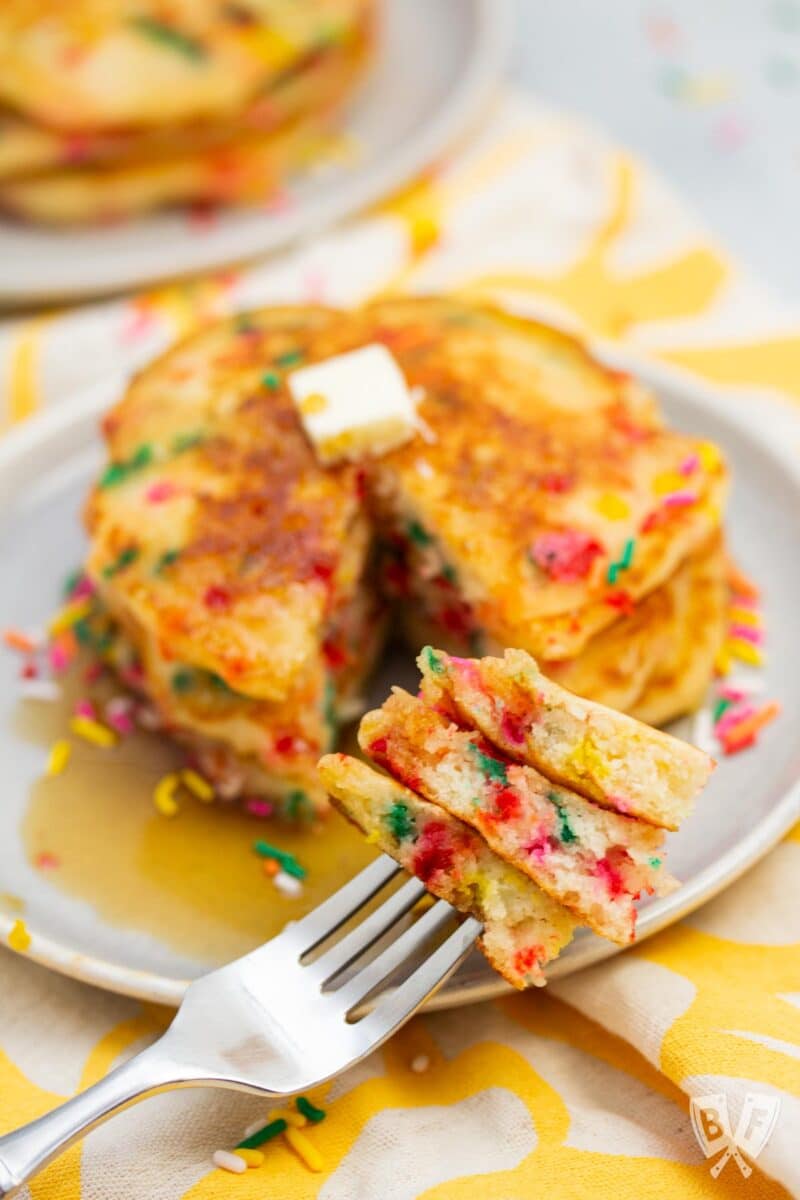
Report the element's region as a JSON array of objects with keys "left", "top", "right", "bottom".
[{"left": 1, "top": 91, "right": 799, "bottom": 1198}]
